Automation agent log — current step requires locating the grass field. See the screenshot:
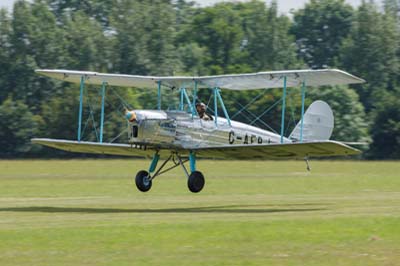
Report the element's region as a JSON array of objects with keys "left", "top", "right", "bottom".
[{"left": 0, "top": 159, "right": 399, "bottom": 265}]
